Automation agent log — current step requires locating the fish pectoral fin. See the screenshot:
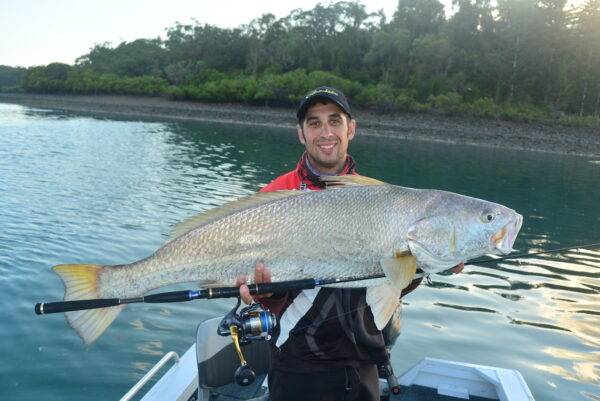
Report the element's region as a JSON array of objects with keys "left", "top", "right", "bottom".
[
  {"left": 366, "top": 285, "right": 401, "bottom": 330},
  {"left": 53, "top": 264, "right": 124, "bottom": 345},
  {"left": 366, "top": 256, "right": 416, "bottom": 330},
  {"left": 381, "top": 255, "right": 417, "bottom": 290},
  {"left": 319, "top": 175, "right": 387, "bottom": 188}
]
